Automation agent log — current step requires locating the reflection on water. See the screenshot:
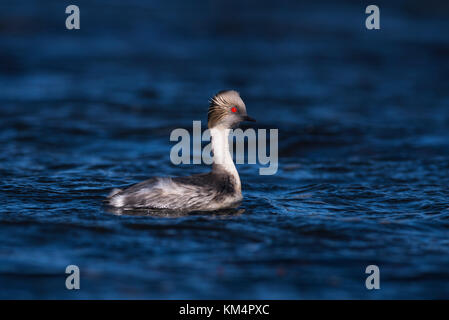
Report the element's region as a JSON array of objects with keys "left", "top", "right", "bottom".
[
  {"left": 105, "top": 206, "right": 246, "bottom": 218},
  {"left": 0, "top": 0, "right": 449, "bottom": 299}
]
